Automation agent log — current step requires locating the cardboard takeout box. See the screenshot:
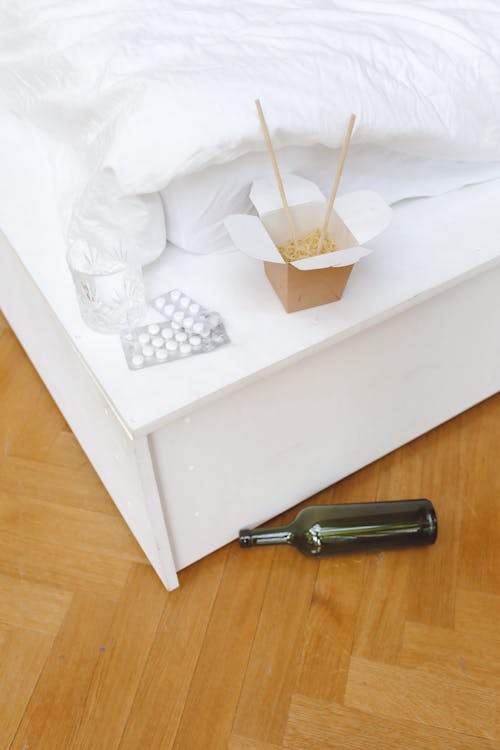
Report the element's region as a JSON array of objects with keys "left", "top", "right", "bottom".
[{"left": 225, "top": 175, "right": 392, "bottom": 312}]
